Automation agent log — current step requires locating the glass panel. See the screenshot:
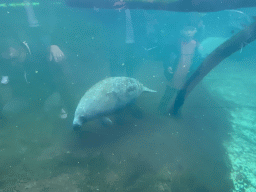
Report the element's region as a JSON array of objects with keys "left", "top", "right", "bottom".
[{"left": 0, "top": 1, "right": 255, "bottom": 191}]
